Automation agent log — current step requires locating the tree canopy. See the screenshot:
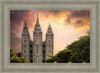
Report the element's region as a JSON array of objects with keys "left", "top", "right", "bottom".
[
  {"left": 10, "top": 49, "right": 30, "bottom": 63},
  {"left": 46, "top": 35, "right": 90, "bottom": 63}
]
